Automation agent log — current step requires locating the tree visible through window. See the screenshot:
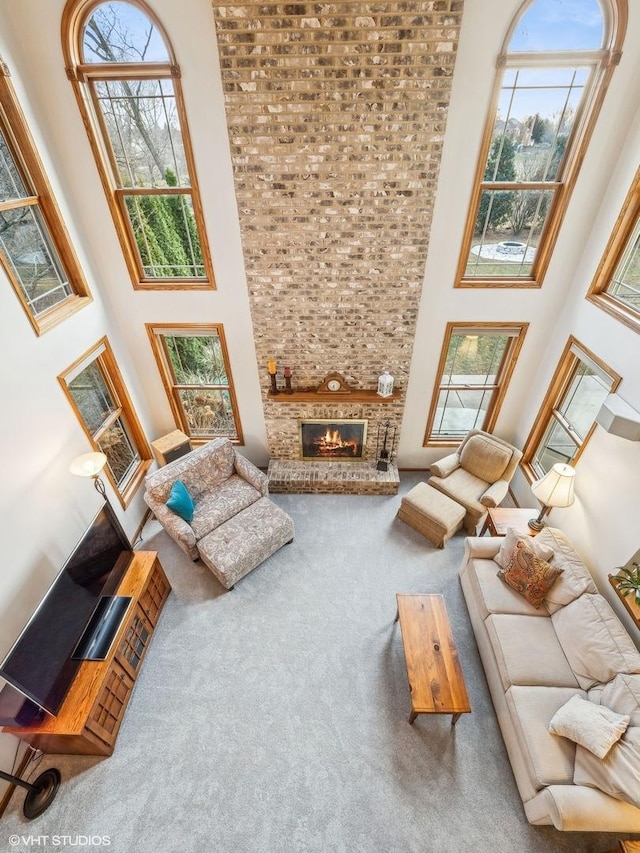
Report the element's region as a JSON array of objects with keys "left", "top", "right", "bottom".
[
  {"left": 0, "top": 70, "right": 91, "bottom": 334},
  {"left": 60, "top": 338, "right": 151, "bottom": 505},
  {"left": 458, "top": 0, "right": 626, "bottom": 287},
  {"left": 424, "top": 324, "right": 527, "bottom": 445},
  {"left": 63, "top": 0, "right": 214, "bottom": 287},
  {"left": 147, "top": 325, "right": 242, "bottom": 443}
]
